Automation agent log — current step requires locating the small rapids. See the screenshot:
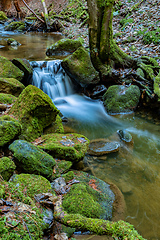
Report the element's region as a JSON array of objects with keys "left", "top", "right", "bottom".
[{"left": 30, "top": 60, "right": 121, "bottom": 137}]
